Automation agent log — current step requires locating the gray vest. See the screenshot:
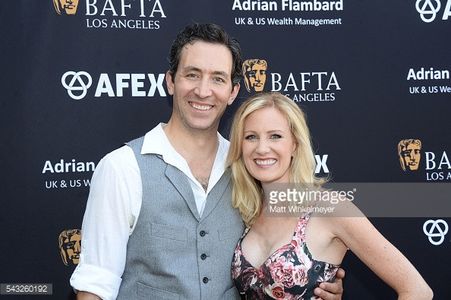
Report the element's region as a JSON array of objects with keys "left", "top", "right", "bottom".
[{"left": 116, "top": 137, "right": 244, "bottom": 300}]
